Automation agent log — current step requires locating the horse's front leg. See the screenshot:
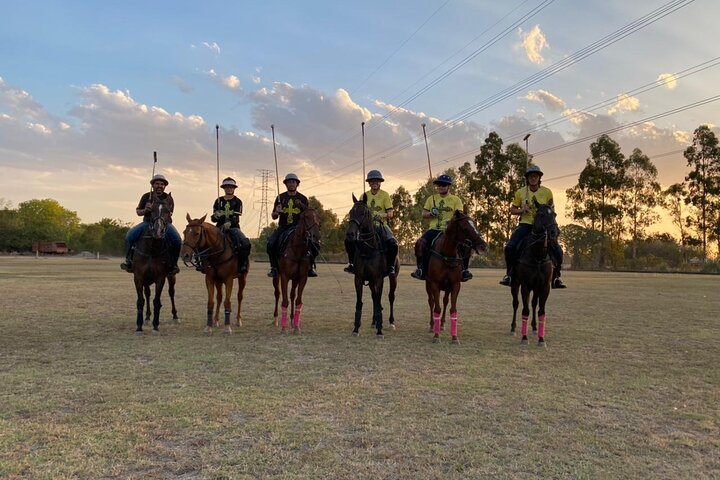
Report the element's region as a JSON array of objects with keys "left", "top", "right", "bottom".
[
  {"left": 371, "top": 279, "right": 384, "bottom": 338},
  {"left": 144, "top": 285, "right": 151, "bottom": 326},
  {"left": 511, "top": 283, "right": 520, "bottom": 335},
  {"left": 213, "top": 281, "right": 224, "bottom": 328},
  {"left": 531, "top": 290, "right": 539, "bottom": 336},
  {"left": 280, "top": 275, "right": 290, "bottom": 332},
  {"left": 441, "top": 290, "right": 450, "bottom": 331},
  {"left": 135, "top": 281, "right": 145, "bottom": 334},
  {"left": 387, "top": 262, "right": 397, "bottom": 329},
  {"left": 520, "top": 284, "right": 531, "bottom": 345},
  {"left": 429, "top": 282, "right": 442, "bottom": 343},
  {"left": 204, "top": 275, "right": 215, "bottom": 335},
  {"left": 292, "top": 278, "right": 306, "bottom": 335},
  {"left": 426, "top": 280, "right": 435, "bottom": 333},
  {"left": 272, "top": 276, "right": 280, "bottom": 327},
  {"left": 223, "top": 278, "right": 234, "bottom": 335},
  {"left": 152, "top": 279, "right": 165, "bottom": 335},
  {"left": 449, "top": 285, "right": 460, "bottom": 345},
  {"left": 352, "top": 276, "right": 363, "bottom": 336},
  {"left": 537, "top": 282, "right": 551, "bottom": 347},
  {"left": 235, "top": 274, "right": 246, "bottom": 328},
  {"left": 167, "top": 274, "right": 179, "bottom": 323}
]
